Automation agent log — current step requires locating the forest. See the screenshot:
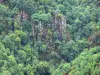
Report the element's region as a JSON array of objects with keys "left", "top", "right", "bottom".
[{"left": 0, "top": 0, "right": 100, "bottom": 75}]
